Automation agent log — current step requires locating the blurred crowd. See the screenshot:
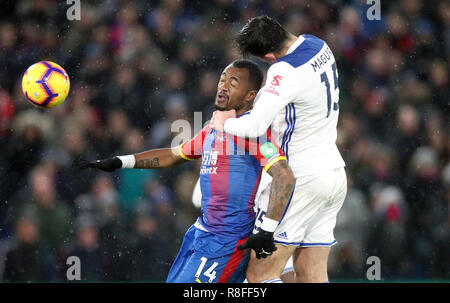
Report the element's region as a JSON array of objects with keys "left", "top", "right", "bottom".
[{"left": 0, "top": 0, "right": 448, "bottom": 282}]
